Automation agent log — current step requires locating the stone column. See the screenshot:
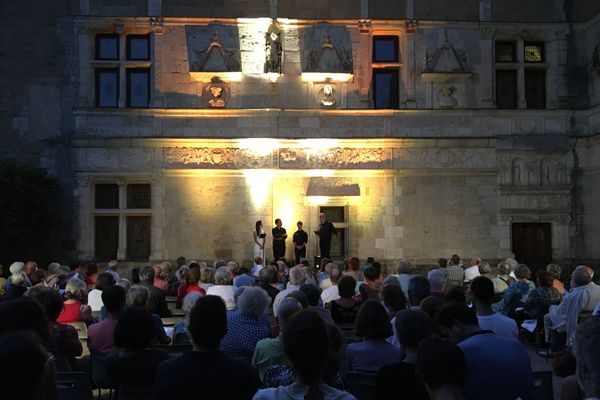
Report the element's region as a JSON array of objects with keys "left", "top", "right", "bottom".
[
  {"left": 150, "top": 173, "right": 166, "bottom": 261},
  {"left": 117, "top": 179, "right": 127, "bottom": 260},
  {"left": 75, "top": 174, "right": 94, "bottom": 260}
]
